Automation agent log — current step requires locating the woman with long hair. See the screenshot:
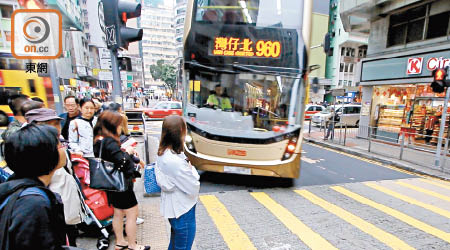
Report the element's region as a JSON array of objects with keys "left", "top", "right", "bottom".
[
  {"left": 68, "top": 98, "right": 97, "bottom": 157},
  {"left": 156, "top": 115, "right": 200, "bottom": 250},
  {"left": 93, "top": 111, "right": 149, "bottom": 250}
]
